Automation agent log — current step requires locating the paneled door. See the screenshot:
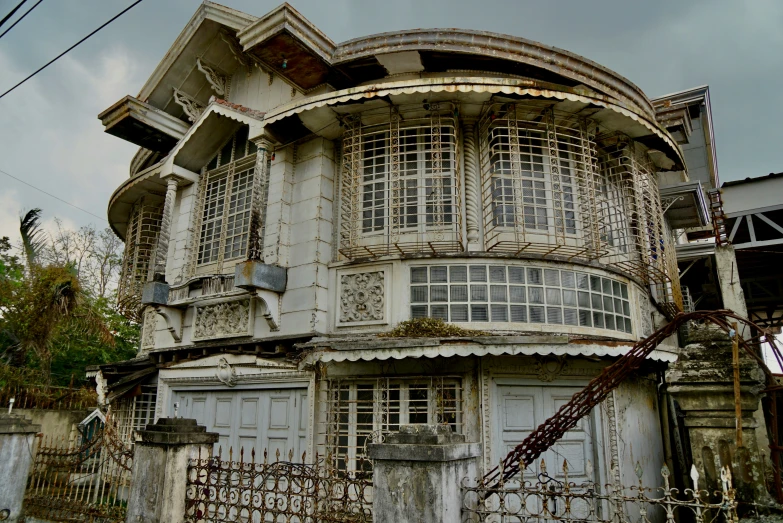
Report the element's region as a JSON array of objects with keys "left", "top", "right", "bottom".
[
  {"left": 172, "top": 387, "right": 308, "bottom": 461},
  {"left": 494, "top": 383, "right": 596, "bottom": 484}
]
